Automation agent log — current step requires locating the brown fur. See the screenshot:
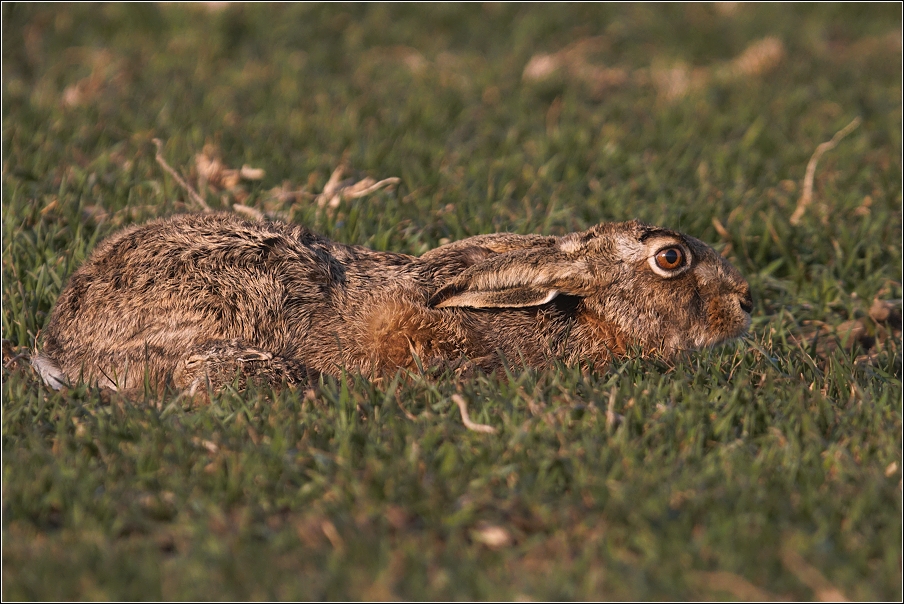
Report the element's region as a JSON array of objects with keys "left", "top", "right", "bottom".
[{"left": 33, "top": 213, "right": 752, "bottom": 393}]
